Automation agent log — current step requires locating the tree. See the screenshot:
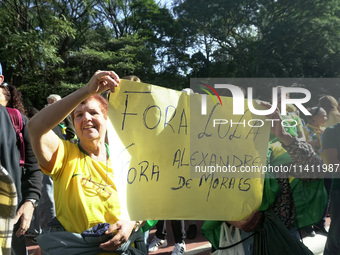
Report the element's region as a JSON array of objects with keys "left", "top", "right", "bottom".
[
  {"left": 173, "top": 0, "right": 340, "bottom": 79},
  {"left": 0, "top": 0, "right": 178, "bottom": 108}
]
